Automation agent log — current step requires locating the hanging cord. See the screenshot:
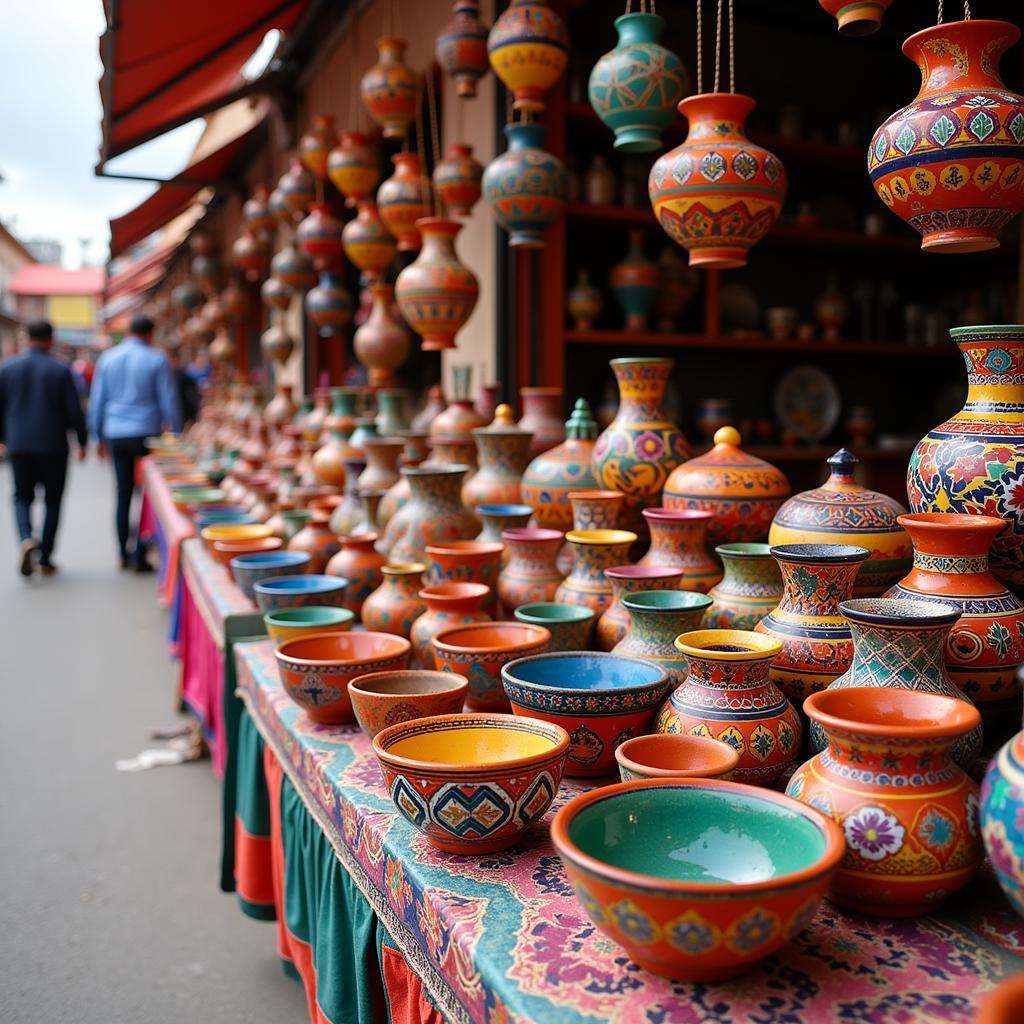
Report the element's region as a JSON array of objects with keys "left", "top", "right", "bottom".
[
  {"left": 713, "top": 0, "right": 723, "bottom": 93},
  {"left": 728, "top": 0, "right": 735, "bottom": 94},
  {"left": 425, "top": 69, "right": 443, "bottom": 216},
  {"left": 415, "top": 77, "right": 432, "bottom": 213},
  {"left": 963, "top": 0, "right": 971, "bottom": 19},
  {"left": 349, "top": 8, "right": 361, "bottom": 131},
  {"left": 696, "top": 0, "right": 703, "bottom": 94},
  {"left": 936, "top": 0, "right": 943, "bottom": 23}
]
